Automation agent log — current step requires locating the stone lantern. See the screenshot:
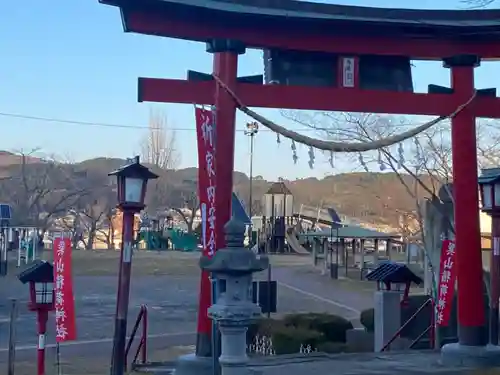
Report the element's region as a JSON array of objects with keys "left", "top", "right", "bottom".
[{"left": 200, "top": 218, "right": 269, "bottom": 375}]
